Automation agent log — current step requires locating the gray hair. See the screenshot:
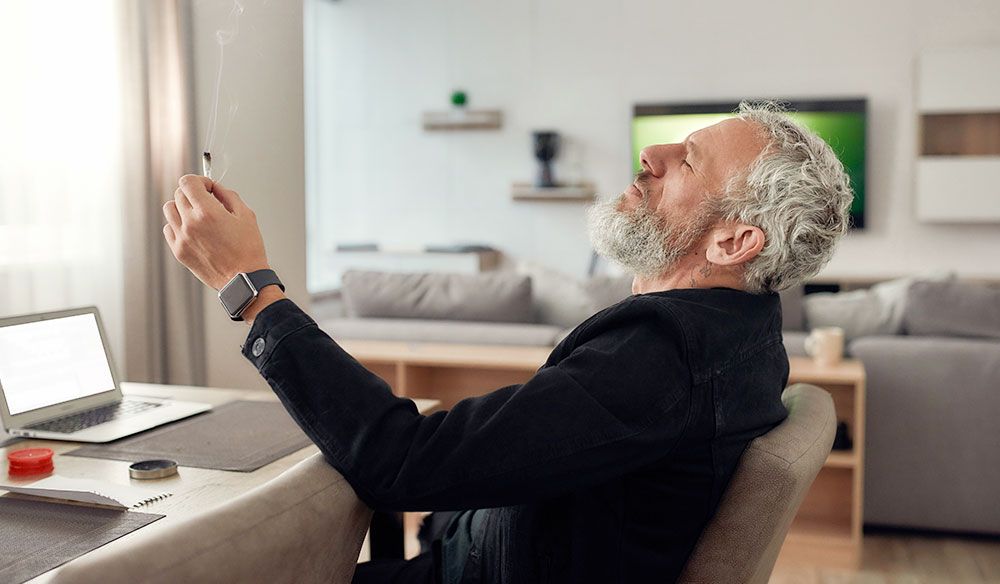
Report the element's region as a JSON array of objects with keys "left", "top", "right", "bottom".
[{"left": 711, "top": 101, "right": 854, "bottom": 293}]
